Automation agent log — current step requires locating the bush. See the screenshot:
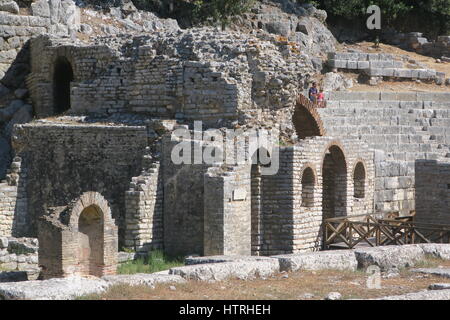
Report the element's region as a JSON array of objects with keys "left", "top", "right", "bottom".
[
  {"left": 117, "top": 250, "right": 184, "bottom": 274},
  {"left": 307, "top": 0, "right": 449, "bottom": 37}
]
